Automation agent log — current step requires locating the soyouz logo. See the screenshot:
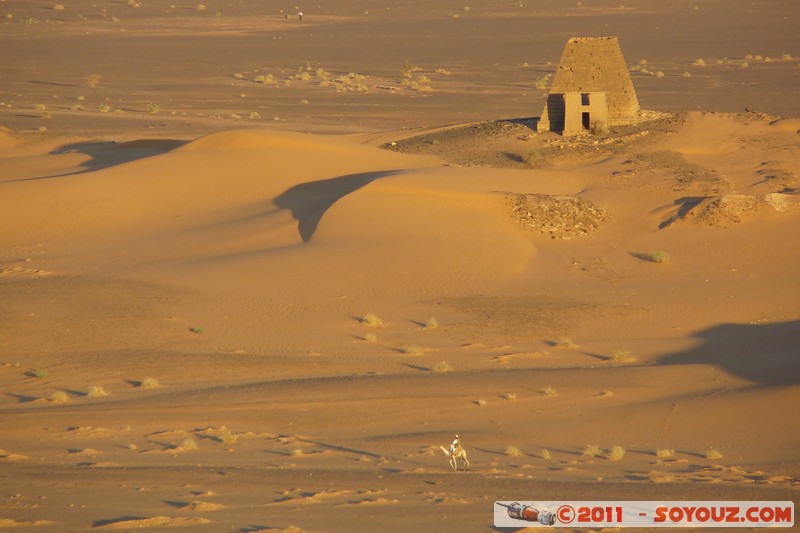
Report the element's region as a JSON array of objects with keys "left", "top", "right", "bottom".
[{"left": 494, "top": 501, "right": 795, "bottom": 528}]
